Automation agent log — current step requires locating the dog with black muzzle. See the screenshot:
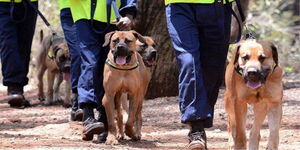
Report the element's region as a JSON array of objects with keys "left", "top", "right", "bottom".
[
  {"left": 136, "top": 36, "right": 157, "bottom": 67},
  {"left": 120, "top": 36, "right": 158, "bottom": 123},
  {"left": 102, "top": 30, "right": 150, "bottom": 145},
  {"left": 224, "top": 39, "right": 283, "bottom": 150},
  {"left": 36, "top": 31, "right": 71, "bottom": 107}
]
